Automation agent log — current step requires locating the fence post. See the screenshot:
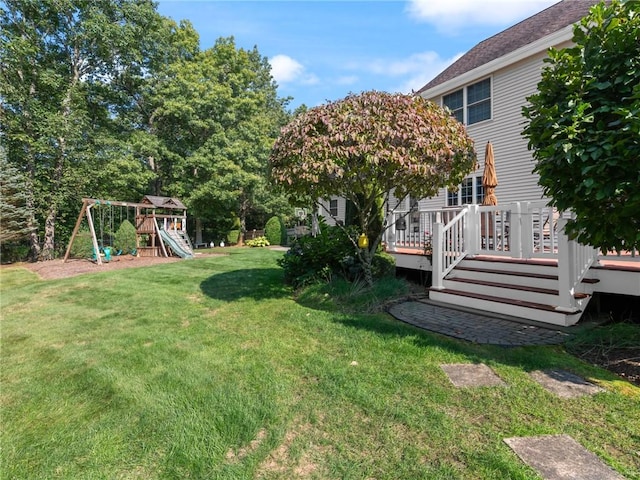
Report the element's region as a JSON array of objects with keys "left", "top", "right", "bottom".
[
  {"left": 432, "top": 220, "right": 445, "bottom": 290},
  {"left": 521, "top": 202, "right": 534, "bottom": 259}
]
